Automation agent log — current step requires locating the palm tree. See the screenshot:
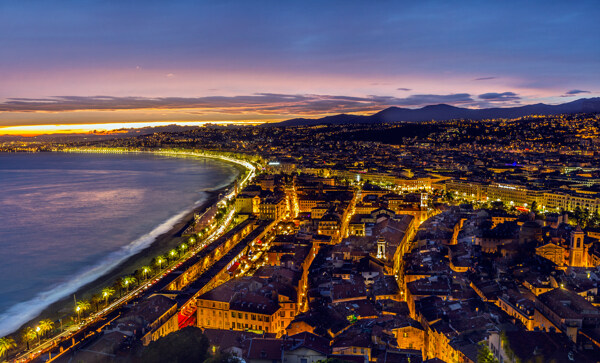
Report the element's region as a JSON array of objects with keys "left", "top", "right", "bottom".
[
  {"left": 76, "top": 300, "right": 91, "bottom": 322},
  {"left": 21, "top": 327, "right": 36, "bottom": 350},
  {"left": 0, "top": 337, "right": 16, "bottom": 359},
  {"left": 121, "top": 276, "right": 137, "bottom": 294},
  {"left": 179, "top": 243, "right": 188, "bottom": 255},
  {"left": 141, "top": 266, "right": 152, "bottom": 281},
  {"left": 38, "top": 319, "right": 54, "bottom": 339},
  {"left": 168, "top": 248, "right": 178, "bottom": 261},
  {"left": 112, "top": 280, "right": 123, "bottom": 298},
  {"left": 155, "top": 255, "right": 166, "bottom": 270},
  {"left": 91, "top": 294, "right": 102, "bottom": 312},
  {"left": 102, "top": 287, "right": 115, "bottom": 307}
]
